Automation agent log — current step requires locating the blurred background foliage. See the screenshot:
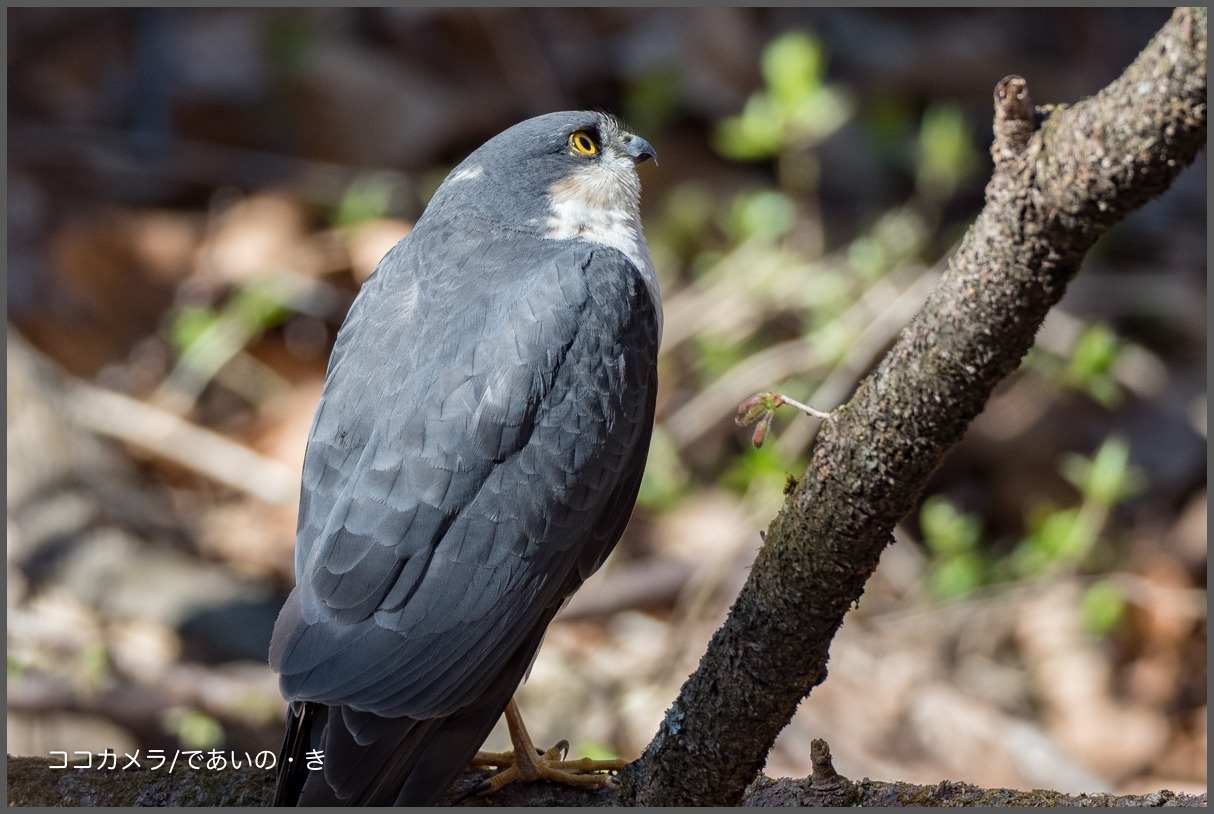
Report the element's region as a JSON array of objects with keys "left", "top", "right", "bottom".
[{"left": 7, "top": 7, "right": 1205, "bottom": 797}]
